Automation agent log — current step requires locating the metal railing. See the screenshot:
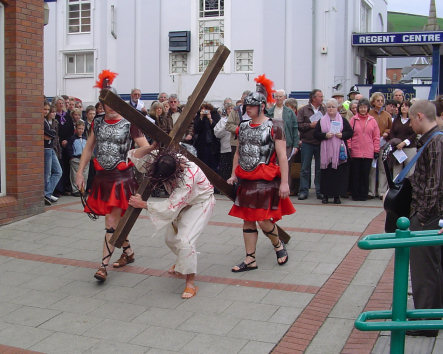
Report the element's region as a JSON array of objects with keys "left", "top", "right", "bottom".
[{"left": 355, "top": 217, "right": 443, "bottom": 354}]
